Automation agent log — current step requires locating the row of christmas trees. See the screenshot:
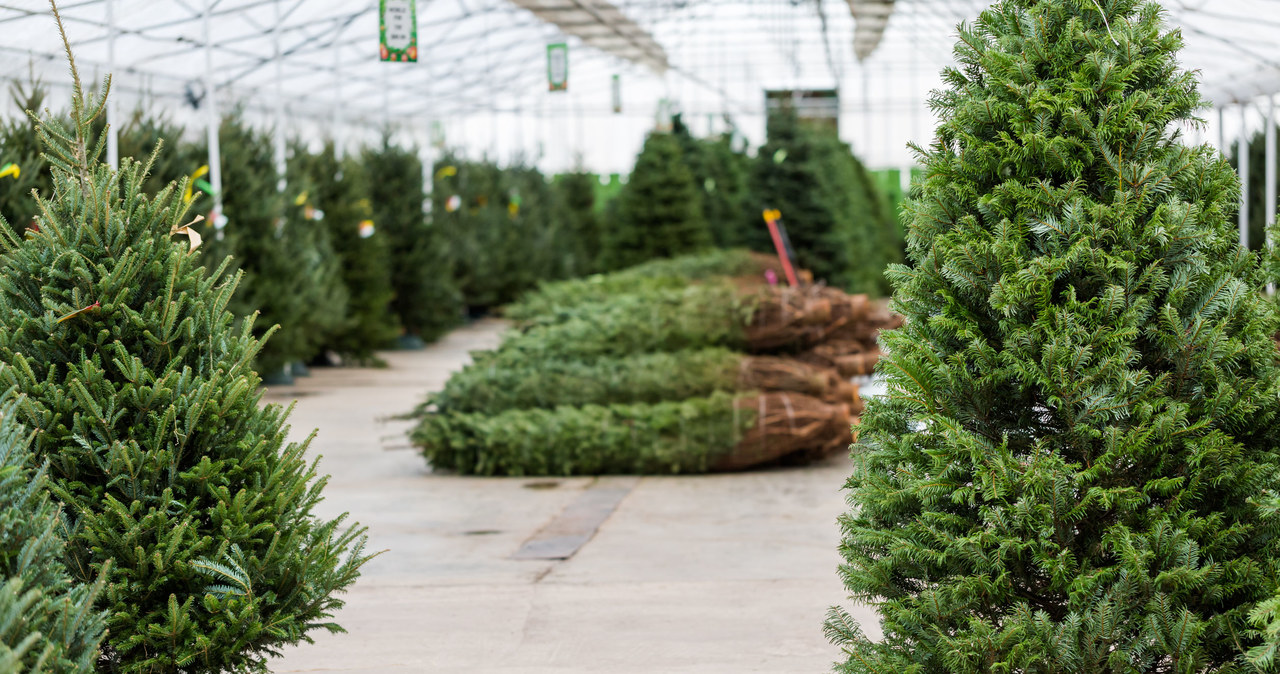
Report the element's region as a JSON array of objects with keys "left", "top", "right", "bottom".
[{"left": 0, "top": 91, "right": 905, "bottom": 385}]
